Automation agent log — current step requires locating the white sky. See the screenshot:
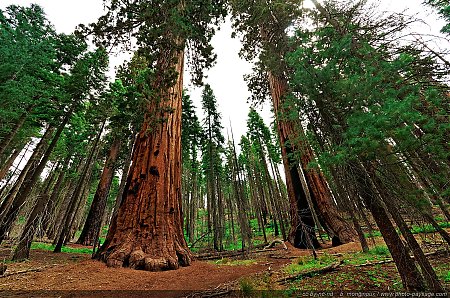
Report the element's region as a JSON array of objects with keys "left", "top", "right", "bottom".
[{"left": 0, "top": 0, "right": 447, "bottom": 146}]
